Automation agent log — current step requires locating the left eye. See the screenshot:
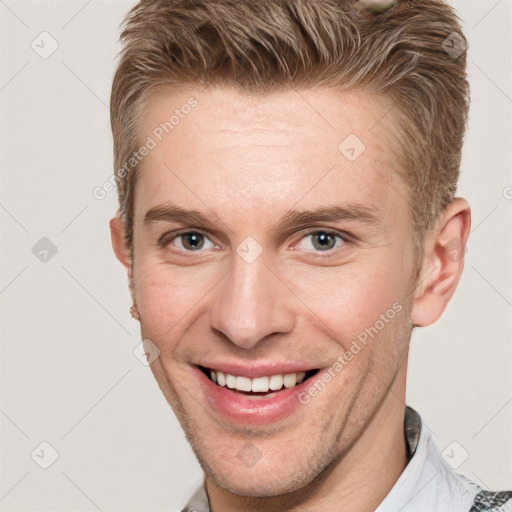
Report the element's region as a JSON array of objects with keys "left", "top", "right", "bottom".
[{"left": 297, "top": 231, "right": 345, "bottom": 252}]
